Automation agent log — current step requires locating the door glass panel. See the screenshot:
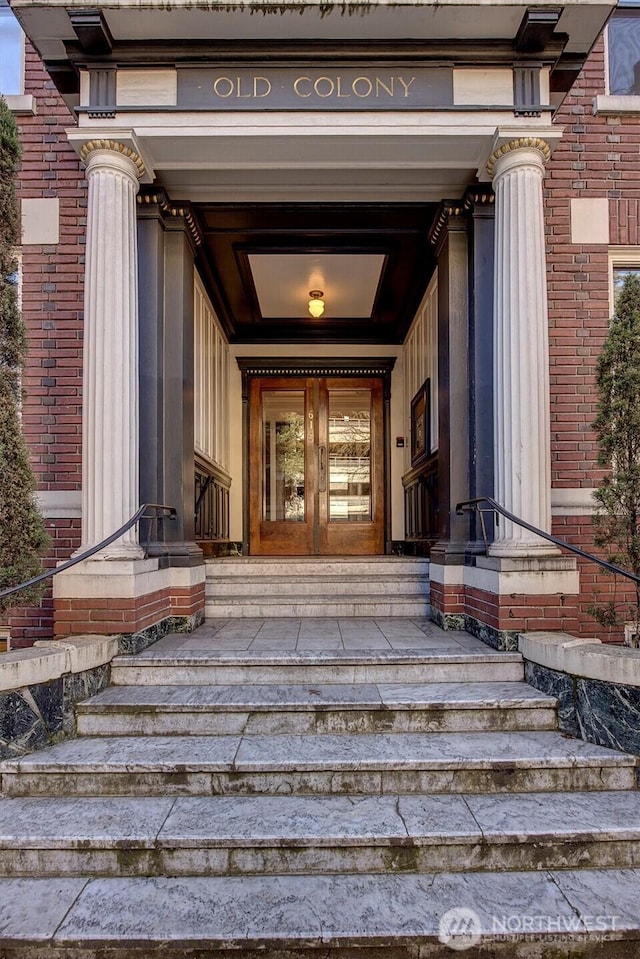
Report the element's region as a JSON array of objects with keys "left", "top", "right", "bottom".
[
  {"left": 328, "top": 390, "right": 371, "bottom": 522},
  {"left": 262, "top": 391, "right": 305, "bottom": 521}
]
